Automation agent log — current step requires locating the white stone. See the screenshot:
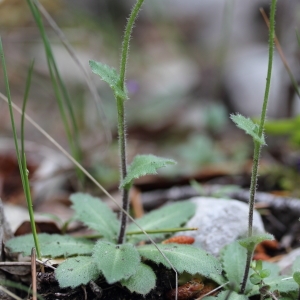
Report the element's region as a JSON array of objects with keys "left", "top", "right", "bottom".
[{"left": 177, "top": 197, "right": 265, "bottom": 257}]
